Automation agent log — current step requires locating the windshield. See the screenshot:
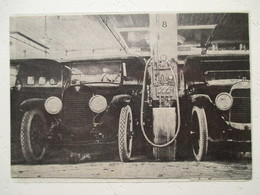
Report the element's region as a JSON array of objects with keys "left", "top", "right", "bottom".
[
  {"left": 205, "top": 70, "right": 250, "bottom": 85},
  {"left": 71, "top": 61, "right": 122, "bottom": 84}
]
